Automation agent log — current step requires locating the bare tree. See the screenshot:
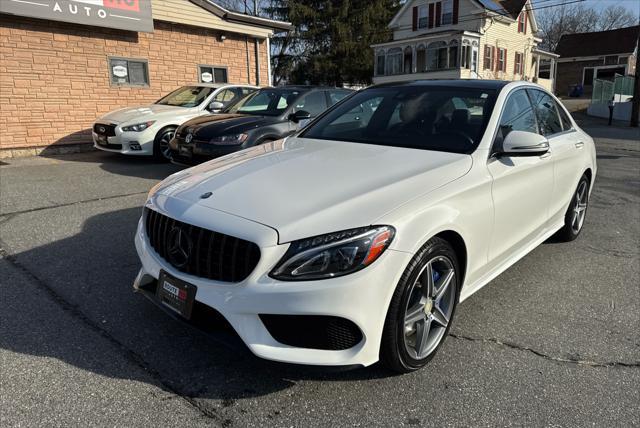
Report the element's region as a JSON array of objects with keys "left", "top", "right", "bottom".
[
  {"left": 597, "top": 5, "right": 638, "bottom": 31},
  {"left": 538, "top": 4, "right": 638, "bottom": 52}
]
